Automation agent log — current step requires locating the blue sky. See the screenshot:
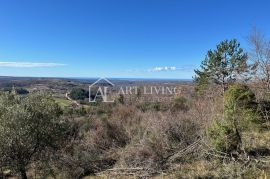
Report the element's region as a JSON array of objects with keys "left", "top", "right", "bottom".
[{"left": 0, "top": 0, "right": 270, "bottom": 79}]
